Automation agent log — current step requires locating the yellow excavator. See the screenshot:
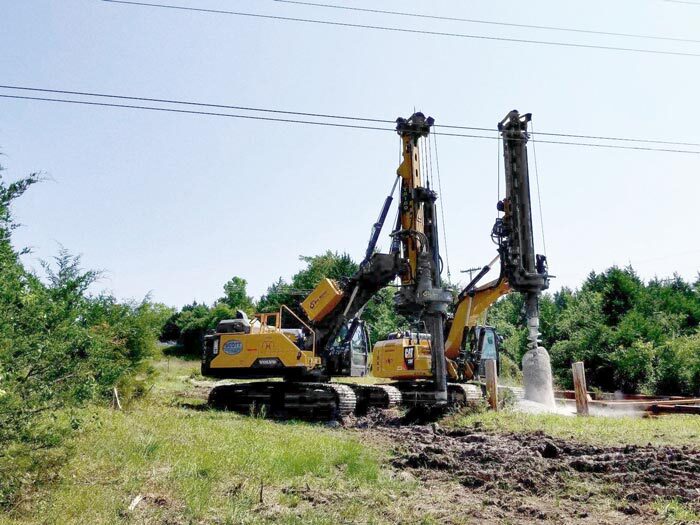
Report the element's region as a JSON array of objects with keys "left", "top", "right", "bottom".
[{"left": 202, "top": 110, "right": 549, "bottom": 418}]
